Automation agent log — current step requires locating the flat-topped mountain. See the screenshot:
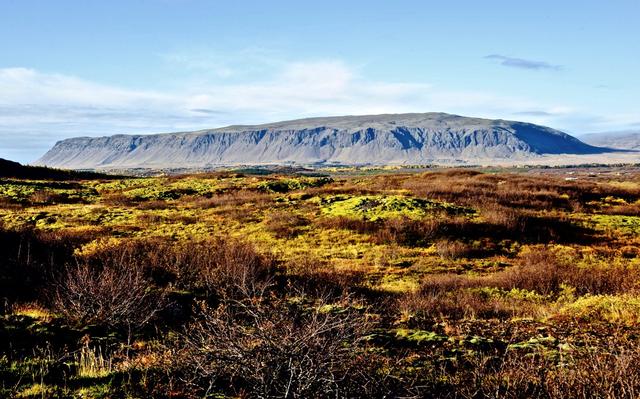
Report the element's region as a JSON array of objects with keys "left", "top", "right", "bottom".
[{"left": 35, "top": 113, "right": 608, "bottom": 169}]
